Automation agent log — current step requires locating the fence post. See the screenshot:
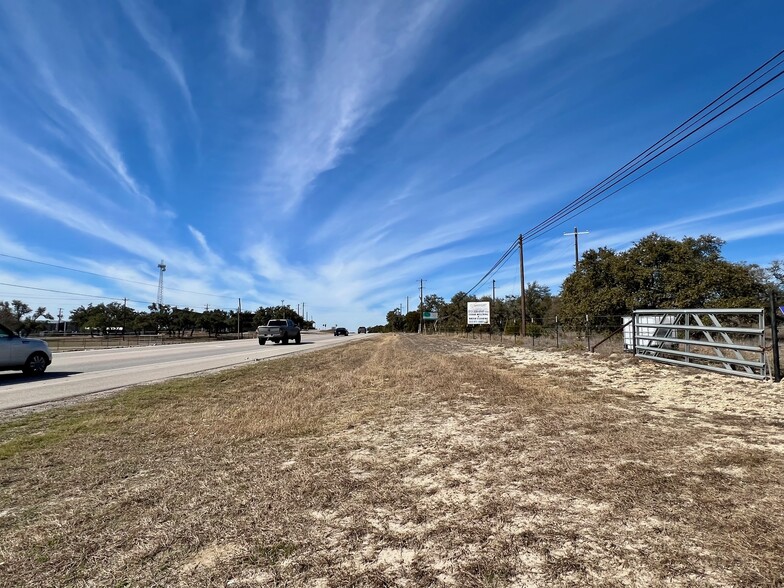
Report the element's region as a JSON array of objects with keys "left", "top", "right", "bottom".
[
  {"left": 771, "top": 291, "right": 781, "bottom": 383},
  {"left": 585, "top": 315, "right": 591, "bottom": 351},
  {"left": 555, "top": 316, "right": 559, "bottom": 349}
]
